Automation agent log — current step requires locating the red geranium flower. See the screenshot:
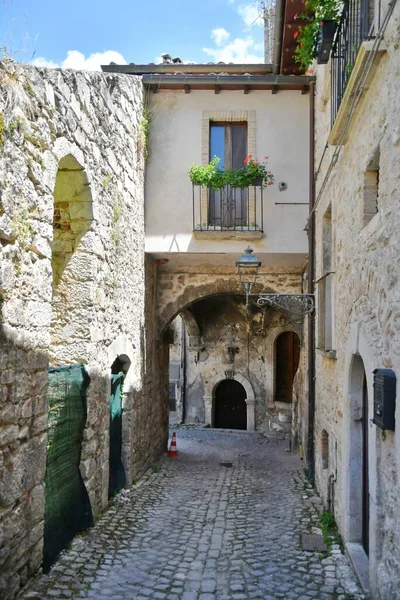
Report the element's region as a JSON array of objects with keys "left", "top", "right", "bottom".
[{"left": 293, "top": 30, "right": 299, "bottom": 40}]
